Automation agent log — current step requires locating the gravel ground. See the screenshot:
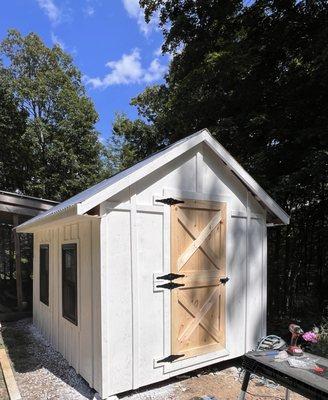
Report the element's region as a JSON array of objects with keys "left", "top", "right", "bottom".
[
  {"left": 2, "top": 319, "right": 95, "bottom": 400},
  {"left": 117, "top": 366, "right": 305, "bottom": 400},
  {"left": 1, "top": 318, "right": 306, "bottom": 400}
]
